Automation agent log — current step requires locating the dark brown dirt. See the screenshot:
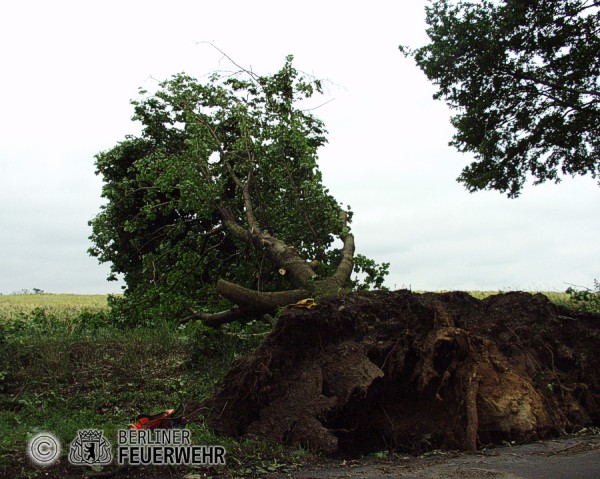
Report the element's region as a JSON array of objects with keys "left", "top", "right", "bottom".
[{"left": 203, "top": 290, "right": 600, "bottom": 455}]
